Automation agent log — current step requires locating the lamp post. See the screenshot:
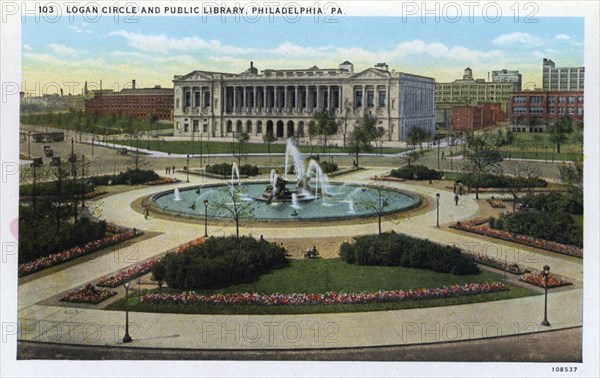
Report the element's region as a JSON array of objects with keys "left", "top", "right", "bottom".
[
  {"left": 541, "top": 265, "right": 551, "bottom": 327},
  {"left": 203, "top": 199, "right": 209, "bottom": 237},
  {"left": 186, "top": 155, "right": 190, "bottom": 183},
  {"left": 123, "top": 281, "right": 132, "bottom": 343},
  {"left": 435, "top": 193, "right": 440, "bottom": 228}
]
